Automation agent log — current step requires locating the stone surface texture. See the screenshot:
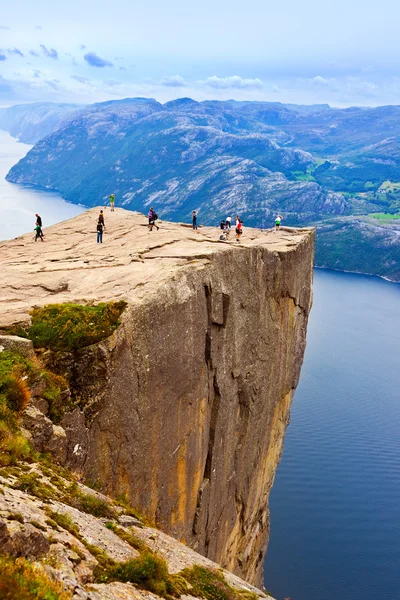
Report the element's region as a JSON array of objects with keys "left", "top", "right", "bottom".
[
  {"left": 0, "top": 466, "right": 272, "bottom": 600},
  {"left": 0, "top": 208, "right": 315, "bottom": 586}
]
